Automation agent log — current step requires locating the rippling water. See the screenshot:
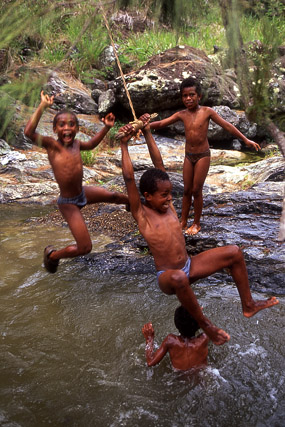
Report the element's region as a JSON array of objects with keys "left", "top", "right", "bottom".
[{"left": 0, "top": 205, "right": 284, "bottom": 426}]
